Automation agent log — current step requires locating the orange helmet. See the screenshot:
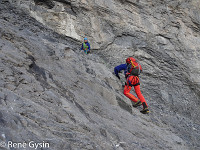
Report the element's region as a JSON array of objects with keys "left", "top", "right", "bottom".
[{"left": 126, "top": 57, "right": 136, "bottom": 64}]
